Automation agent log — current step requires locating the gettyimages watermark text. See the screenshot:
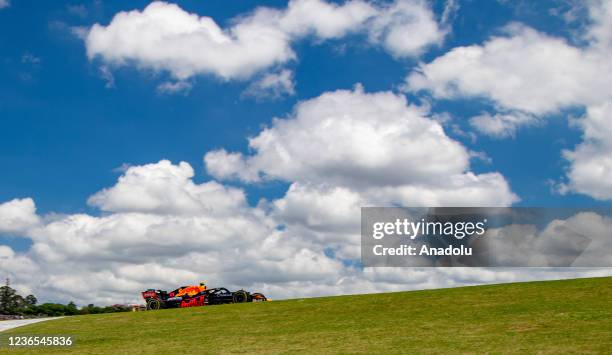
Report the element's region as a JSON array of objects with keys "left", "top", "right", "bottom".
[{"left": 361, "top": 207, "right": 612, "bottom": 267}]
